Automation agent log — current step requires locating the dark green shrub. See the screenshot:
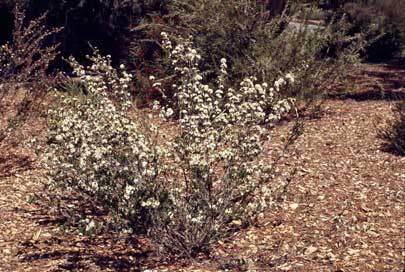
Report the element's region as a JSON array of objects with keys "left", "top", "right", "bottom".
[
  {"left": 293, "top": 4, "right": 325, "bottom": 21},
  {"left": 342, "top": 2, "right": 402, "bottom": 61},
  {"left": 379, "top": 100, "right": 405, "bottom": 156},
  {"left": 164, "top": 0, "right": 363, "bottom": 108},
  {"left": 0, "top": 1, "right": 171, "bottom": 106},
  {"left": 369, "top": 0, "right": 405, "bottom": 52},
  {"left": 1, "top": 0, "right": 169, "bottom": 66}
]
